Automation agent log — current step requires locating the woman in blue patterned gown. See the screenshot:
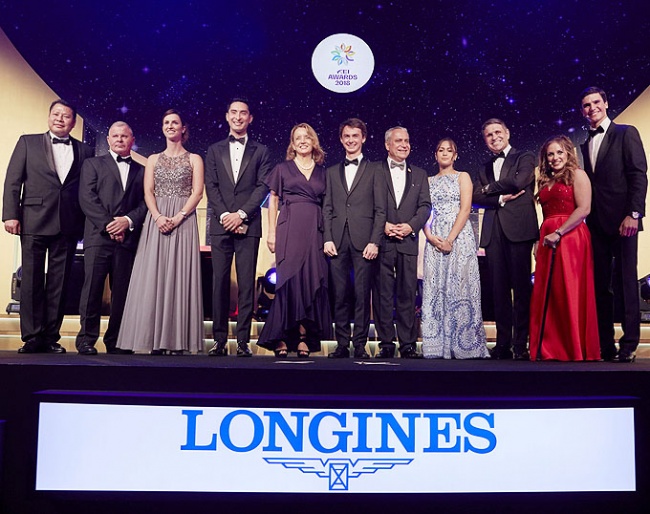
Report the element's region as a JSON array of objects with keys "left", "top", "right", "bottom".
[{"left": 421, "top": 138, "right": 489, "bottom": 359}]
